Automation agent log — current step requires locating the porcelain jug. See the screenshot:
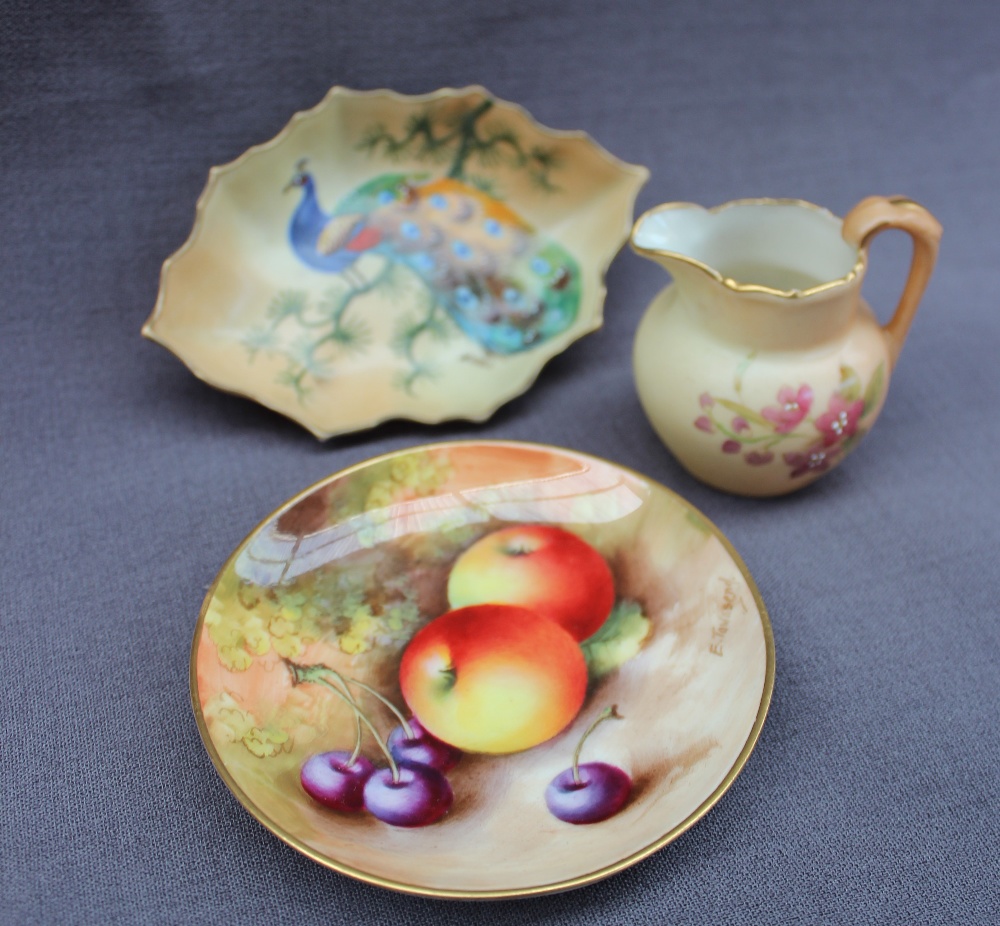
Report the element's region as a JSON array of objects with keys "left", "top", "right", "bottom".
[{"left": 631, "top": 196, "right": 941, "bottom": 496}]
